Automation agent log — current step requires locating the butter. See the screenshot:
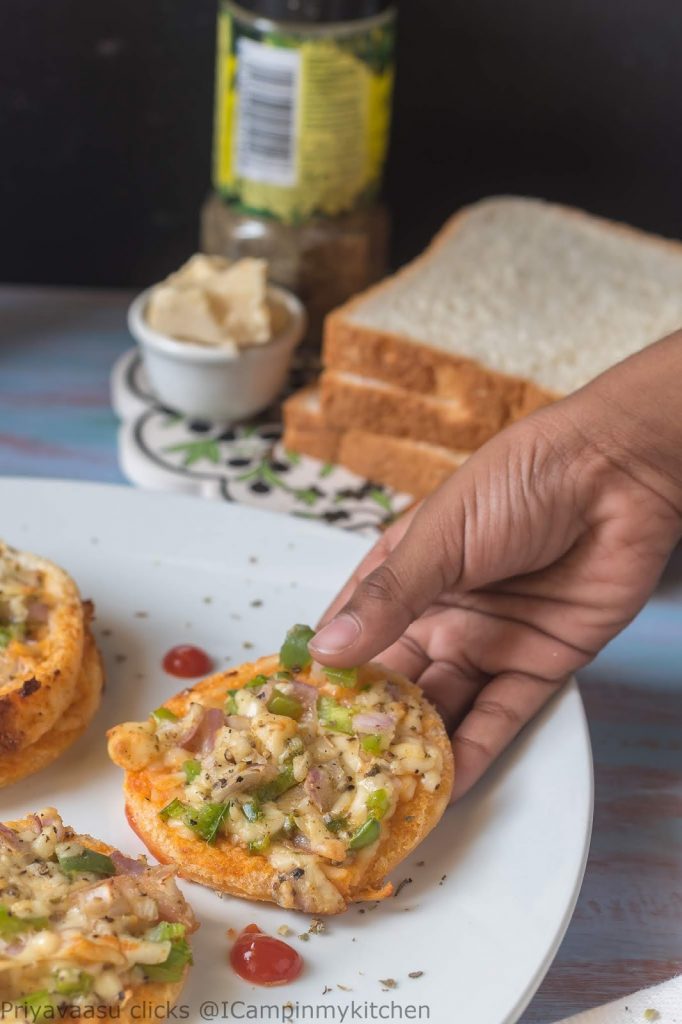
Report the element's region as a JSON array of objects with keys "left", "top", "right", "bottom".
[{"left": 146, "top": 254, "right": 271, "bottom": 349}]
